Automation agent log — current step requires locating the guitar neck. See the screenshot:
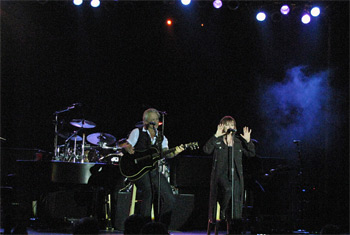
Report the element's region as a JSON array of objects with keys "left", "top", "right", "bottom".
[{"left": 161, "top": 147, "right": 177, "bottom": 157}]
